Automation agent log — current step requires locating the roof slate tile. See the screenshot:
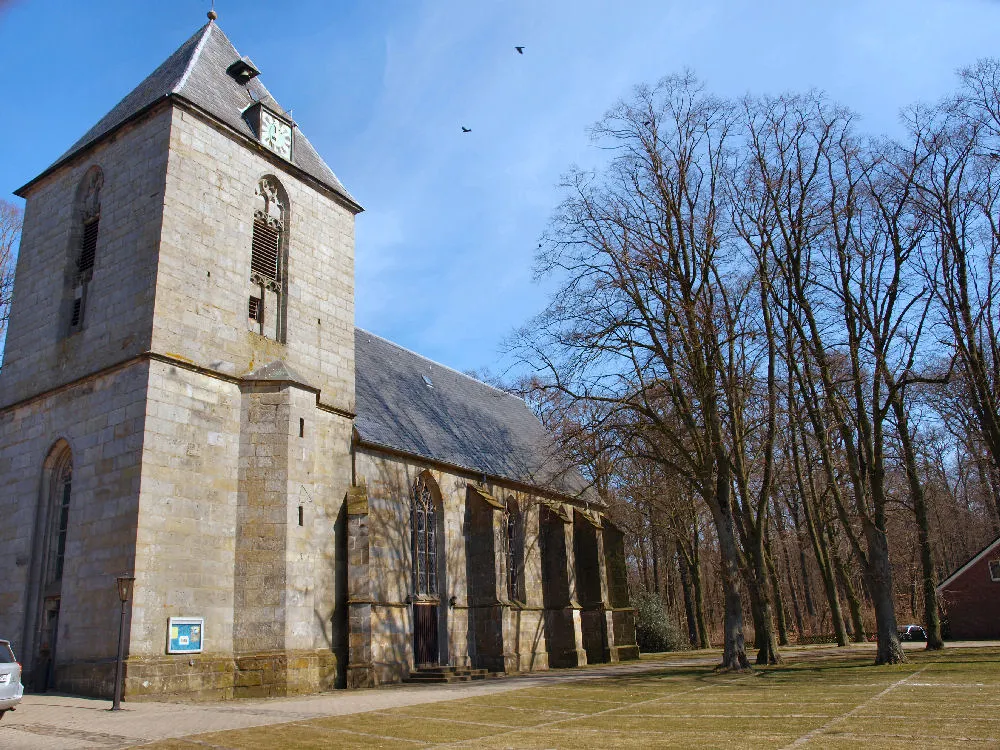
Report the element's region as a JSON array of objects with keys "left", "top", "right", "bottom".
[
  {"left": 354, "top": 328, "right": 598, "bottom": 503},
  {"left": 24, "top": 22, "right": 357, "bottom": 207}
]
